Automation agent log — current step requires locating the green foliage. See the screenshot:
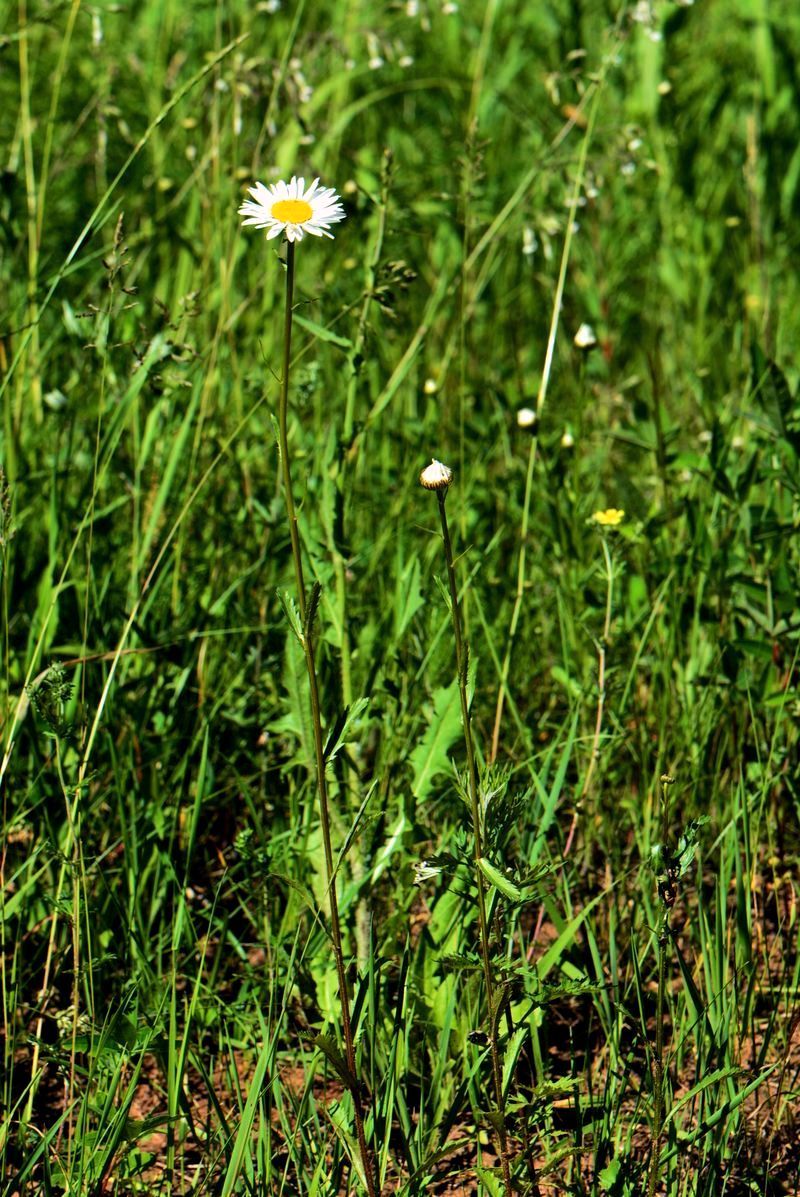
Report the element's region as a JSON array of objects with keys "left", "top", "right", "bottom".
[{"left": 2, "top": 0, "right": 800, "bottom": 1193}]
